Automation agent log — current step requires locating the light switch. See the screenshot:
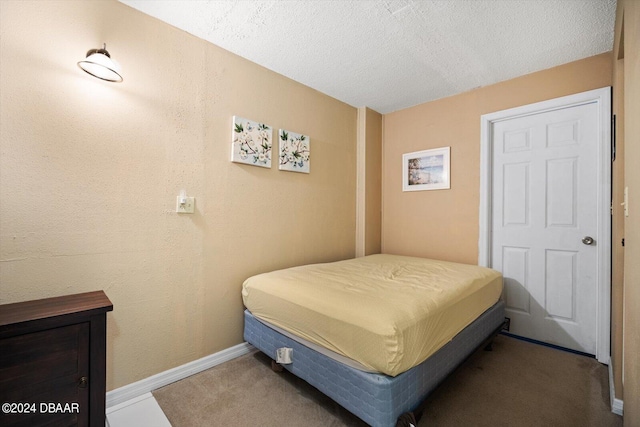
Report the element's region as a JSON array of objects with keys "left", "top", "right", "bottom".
[
  {"left": 622, "top": 186, "right": 629, "bottom": 217},
  {"left": 176, "top": 196, "right": 195, "bottom": 214}
]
